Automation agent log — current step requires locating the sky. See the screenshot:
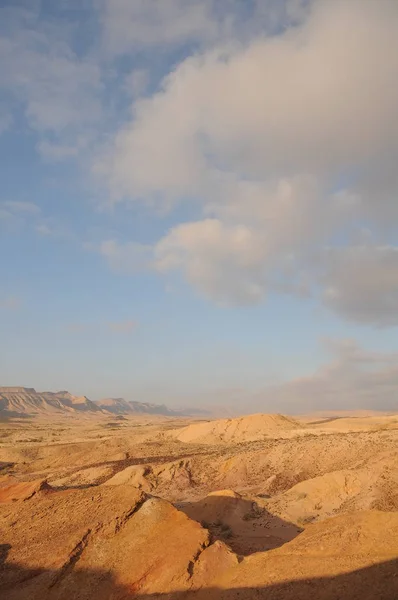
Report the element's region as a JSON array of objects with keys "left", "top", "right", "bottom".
[{"left": 1, "top": 0, "right": 398, "bottom": 413}]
